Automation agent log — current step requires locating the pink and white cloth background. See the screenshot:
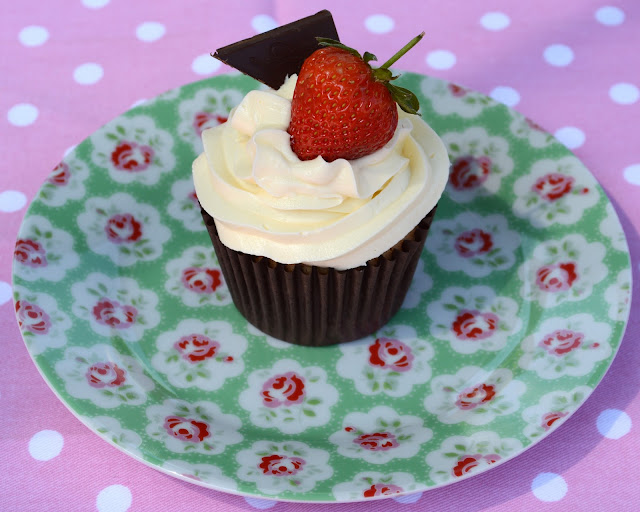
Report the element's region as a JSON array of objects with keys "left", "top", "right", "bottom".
[{"left": 2, "top": 0, "right": 639, "bottom": 510}]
